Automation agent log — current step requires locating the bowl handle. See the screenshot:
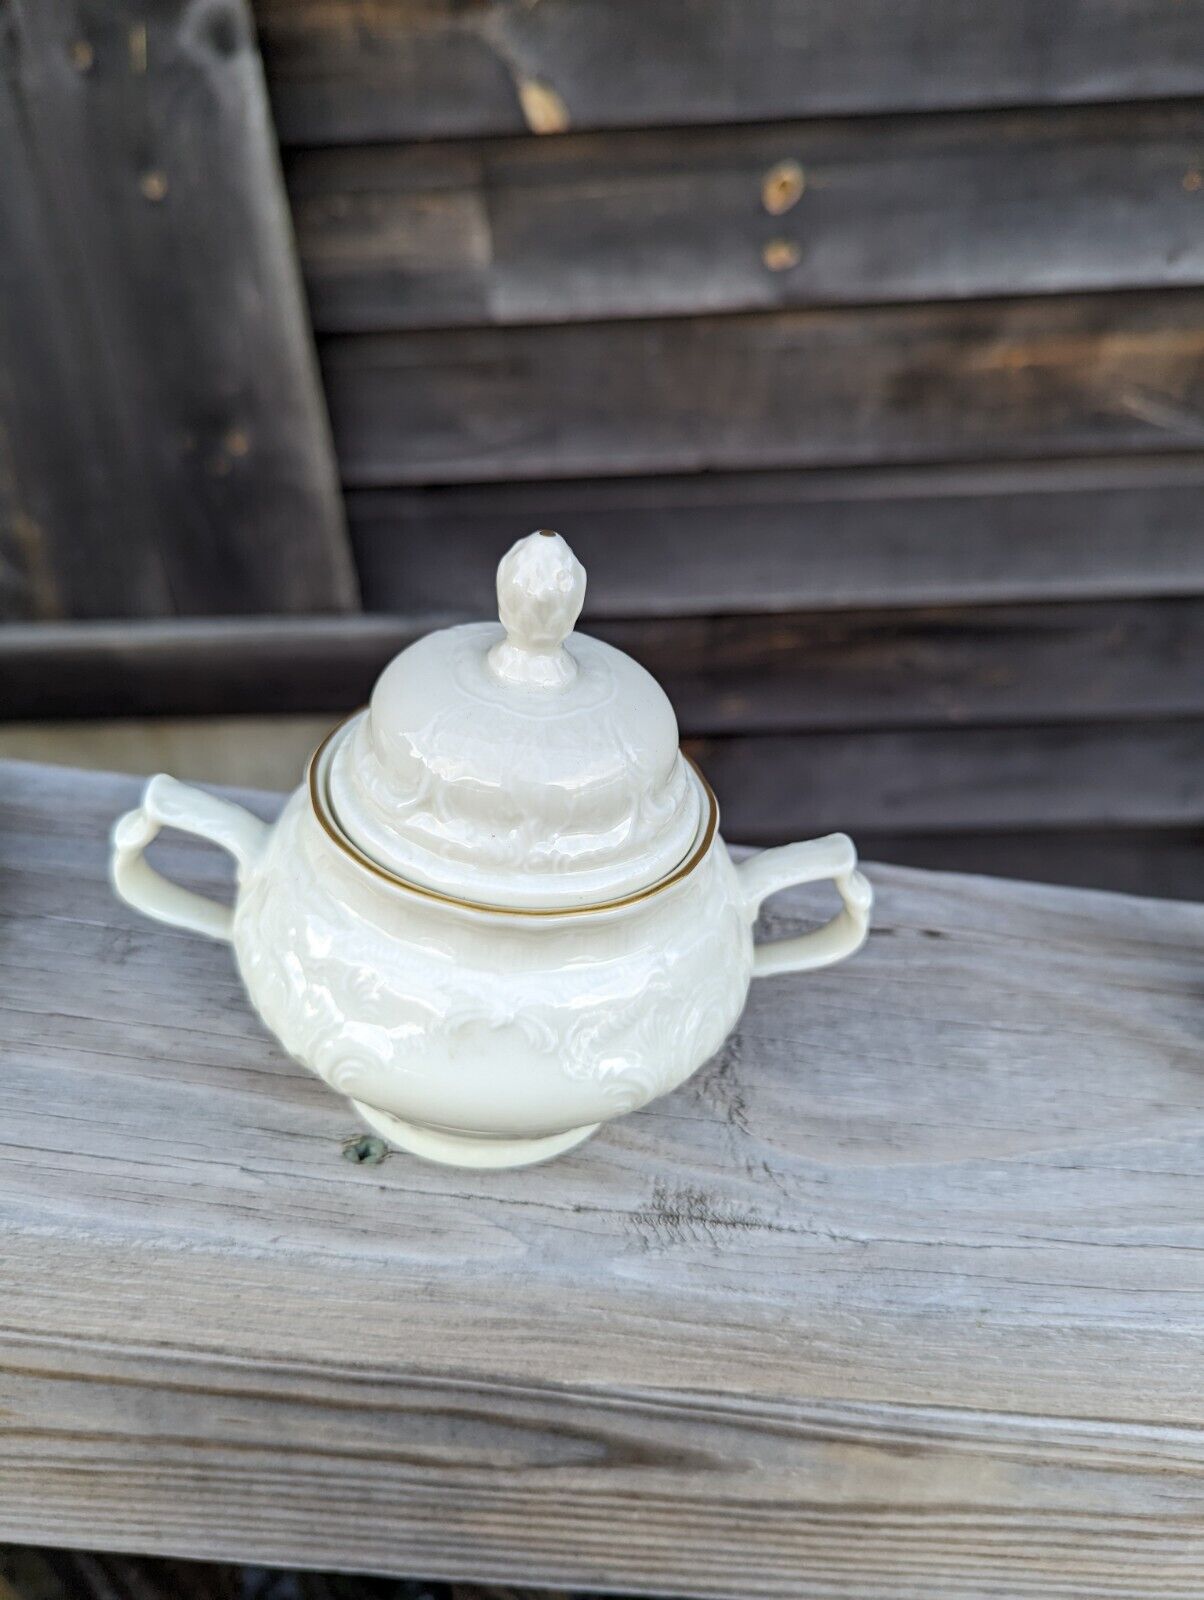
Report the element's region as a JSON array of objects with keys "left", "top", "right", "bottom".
[
  {"left": 737, "top": 834, "right": 872, "bottom": 979},
  {"left": 110, "top": 774, "right": 270, "bottom": 943}
]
